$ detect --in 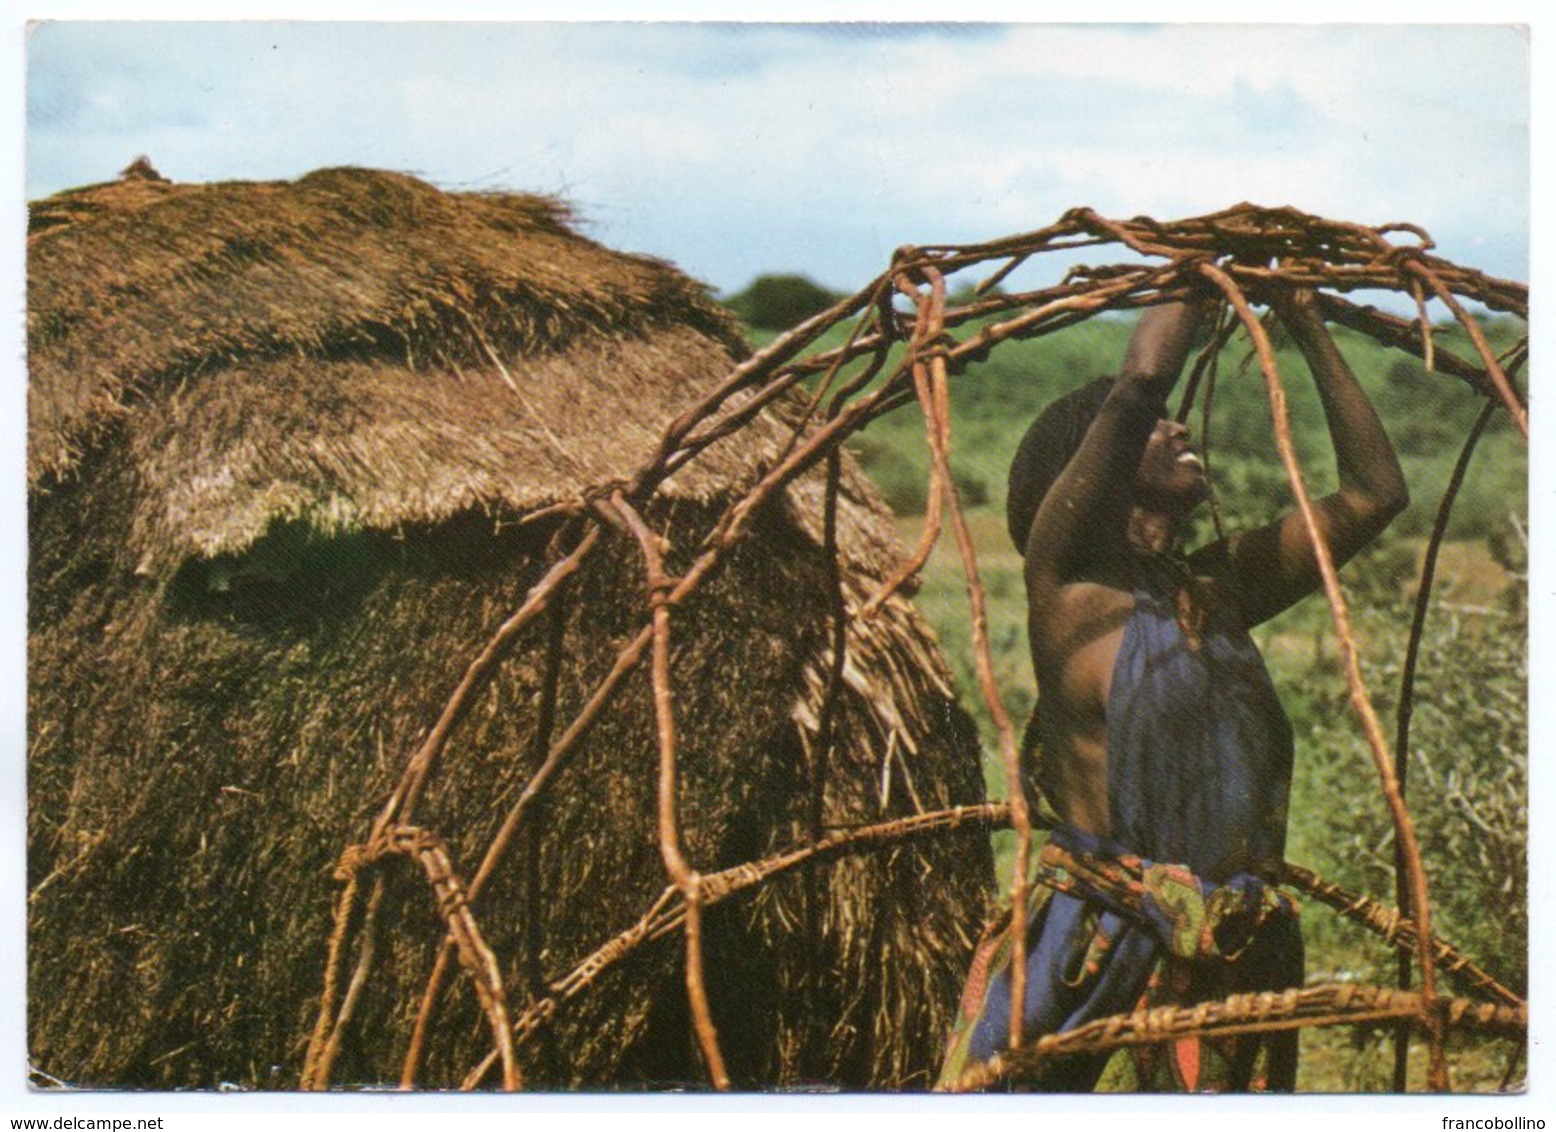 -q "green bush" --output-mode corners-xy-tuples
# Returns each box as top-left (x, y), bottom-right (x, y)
(722, 273), (841, 331)
(1284, 542), (1527, 998)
